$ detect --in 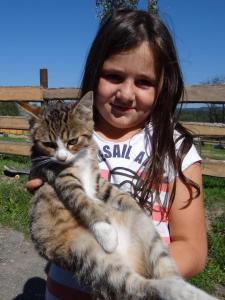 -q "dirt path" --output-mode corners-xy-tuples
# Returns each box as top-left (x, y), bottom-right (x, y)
(0, 225), (47, 300)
